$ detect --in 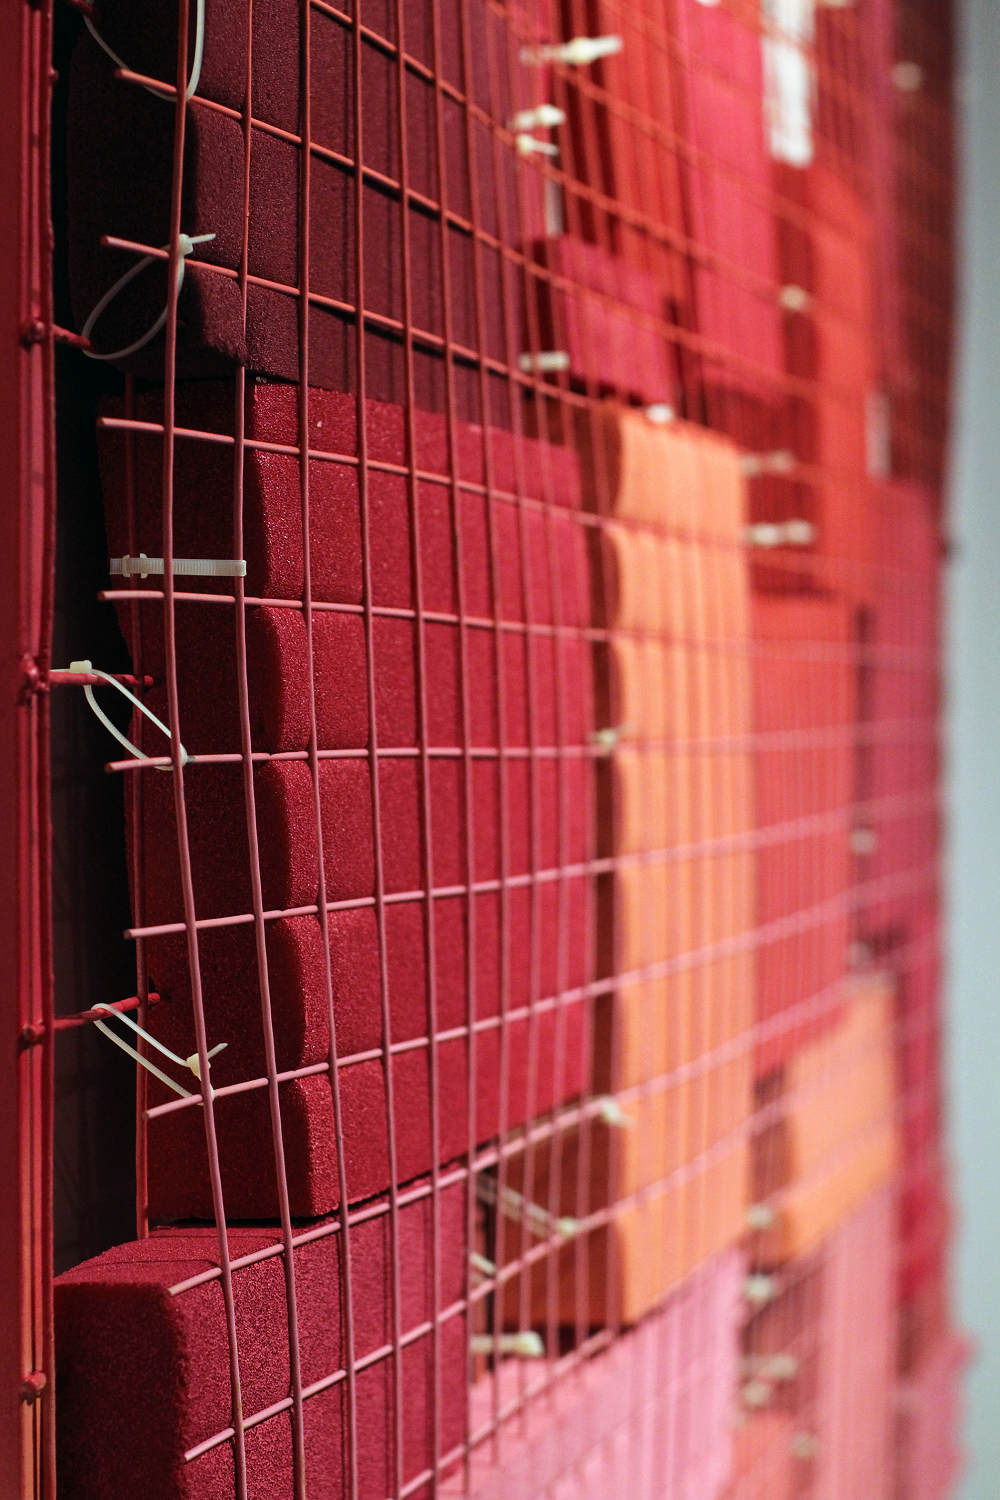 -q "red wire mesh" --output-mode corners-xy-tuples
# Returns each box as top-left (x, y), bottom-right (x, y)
(20, 0), (961, 1495)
